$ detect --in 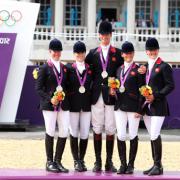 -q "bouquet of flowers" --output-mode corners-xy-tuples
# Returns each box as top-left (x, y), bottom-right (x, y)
(139, 85), (153, 97)
(108, 77), (120, 90)
(32, 68), (39, 80)
(51, 90), (65, 105)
